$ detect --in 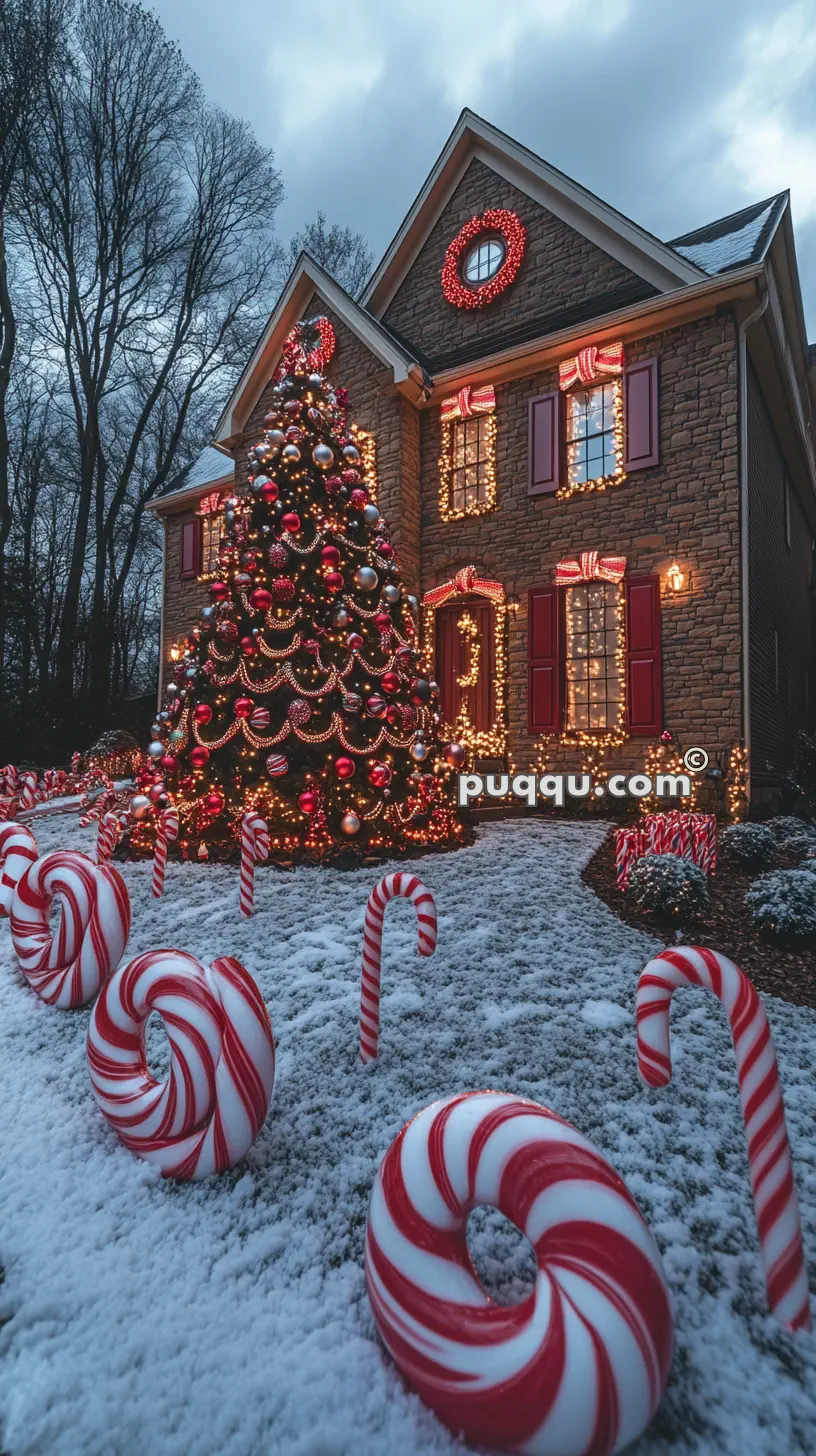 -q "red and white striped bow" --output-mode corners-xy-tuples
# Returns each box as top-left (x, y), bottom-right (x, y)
(558, 341), (624, 391)
(553, 552), (626, 586)
(440, 384), (496, 423)
(423, 564), (505, 609)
